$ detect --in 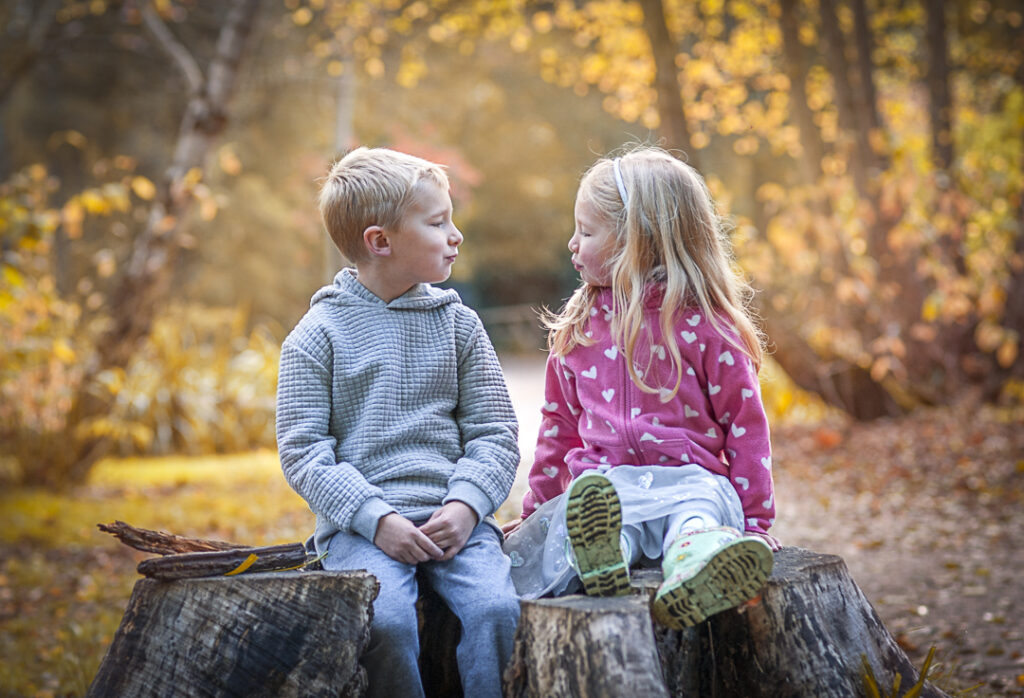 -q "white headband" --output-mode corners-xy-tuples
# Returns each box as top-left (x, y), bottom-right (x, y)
(612, 157), (629, 205)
